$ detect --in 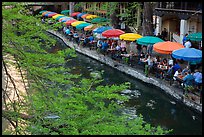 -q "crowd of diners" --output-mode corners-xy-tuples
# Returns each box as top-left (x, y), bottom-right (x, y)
(42, 17), (202, 100)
